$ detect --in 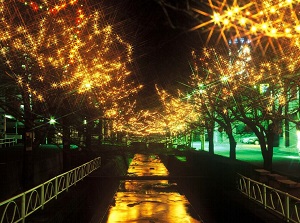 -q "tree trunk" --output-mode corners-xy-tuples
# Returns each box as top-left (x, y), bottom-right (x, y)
(262, 147), (273, 171)
(85, 121), (92, 150)
(200, 133), (205, 150)
(22, 92), (35, 189)
(62, 117), (71, 171)
(99, 119), (104, 145)
(228, 133), (236, 160)
(22, 124), (35, 188)
(285, 105), (290, 147)
(262, 124), (275, 171)
(207, 127), (214, 154)
(264, 139), (274, 171)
